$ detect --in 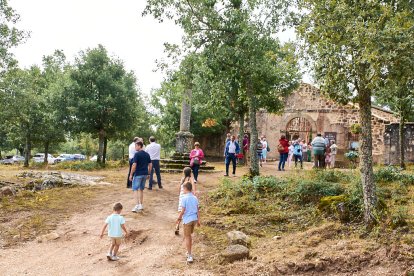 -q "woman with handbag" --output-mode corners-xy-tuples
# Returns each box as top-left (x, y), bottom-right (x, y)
(189, 142), (205, 183)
